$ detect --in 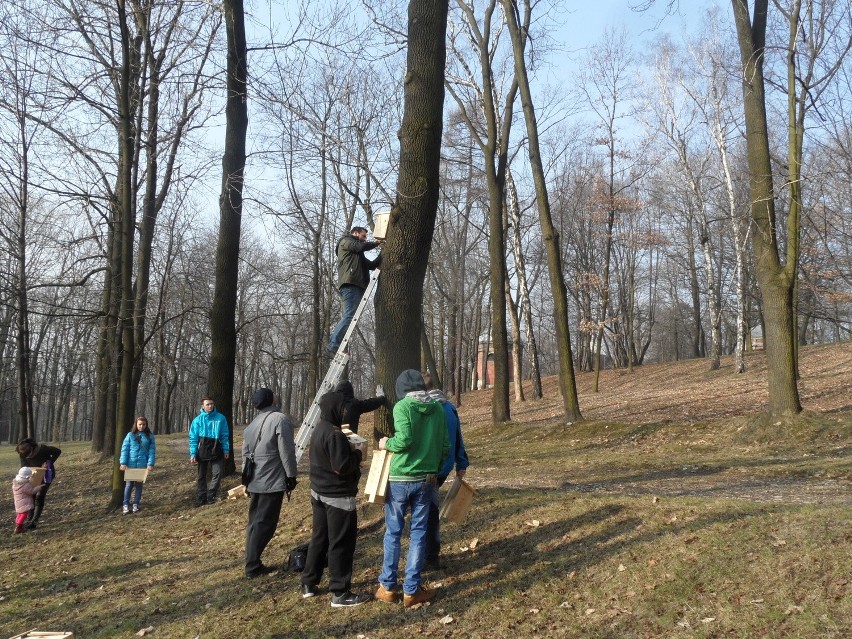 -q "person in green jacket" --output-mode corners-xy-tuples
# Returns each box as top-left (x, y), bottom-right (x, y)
(375, 369), (449, 608)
